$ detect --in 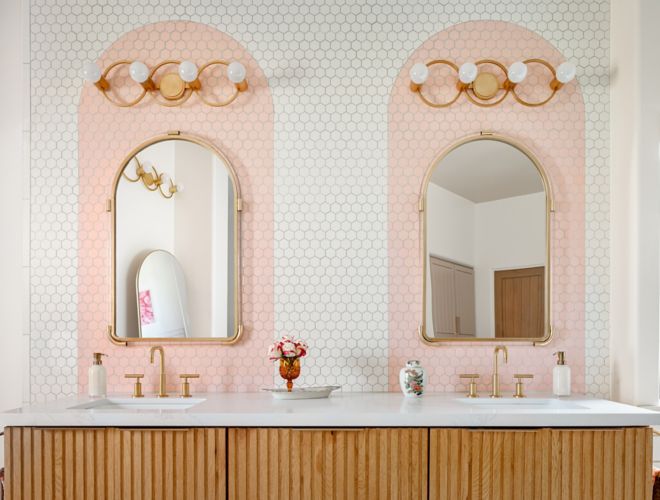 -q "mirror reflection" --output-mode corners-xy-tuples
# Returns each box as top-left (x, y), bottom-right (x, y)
(136, 251), (190, 338)
(424, 139), (549, 340)
(115, 138), (237, 339)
